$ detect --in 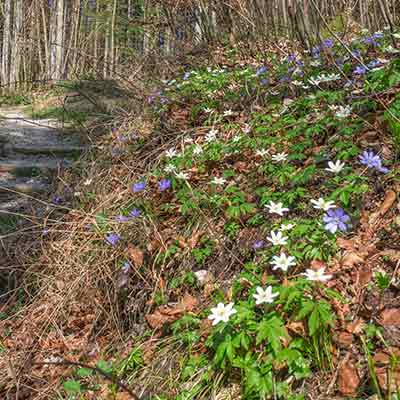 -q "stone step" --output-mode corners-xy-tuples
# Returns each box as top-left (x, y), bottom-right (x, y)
(0, 176), (51, 195)
(3, 142), (86, 156)
(0, 197), (30, 214)
(0, 158), (70, 175)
